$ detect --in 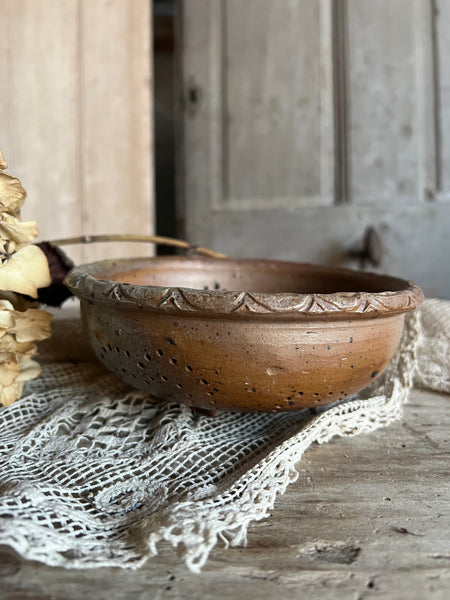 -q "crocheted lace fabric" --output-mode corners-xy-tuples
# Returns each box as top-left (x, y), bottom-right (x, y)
(0, 299), (448, 573)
